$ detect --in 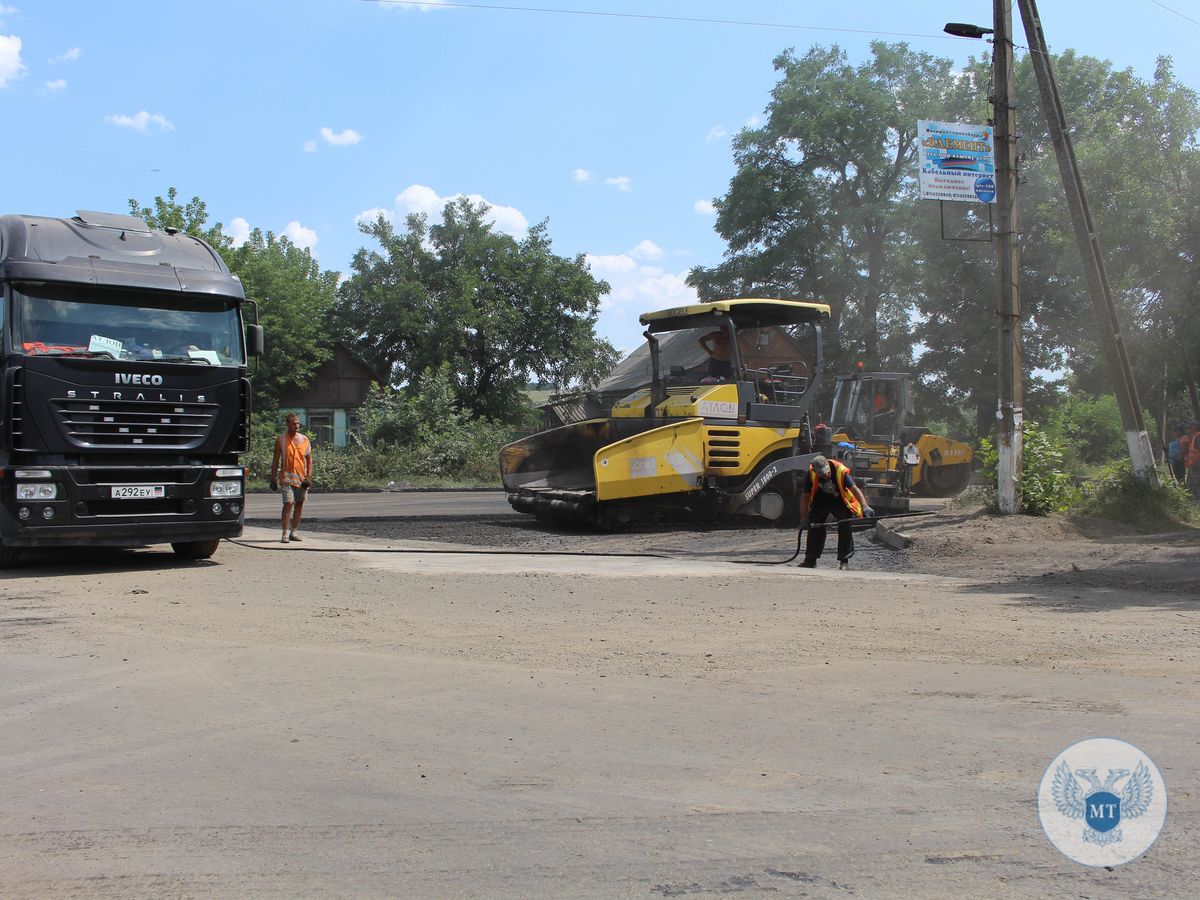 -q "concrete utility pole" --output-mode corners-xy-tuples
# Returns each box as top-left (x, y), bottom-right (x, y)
(993, 0), (1023, 514)
(1016, 0), (1158, 481)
